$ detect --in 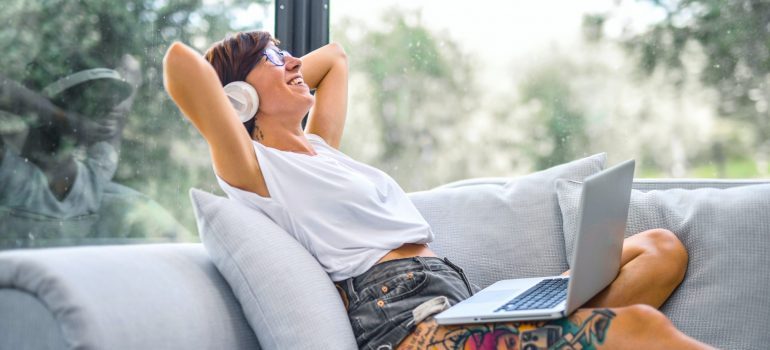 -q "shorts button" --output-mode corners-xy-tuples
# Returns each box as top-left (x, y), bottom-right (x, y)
(381, 285), (389, 293)
(377, 300), (385, 307)
(406, 272), (414, 279)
